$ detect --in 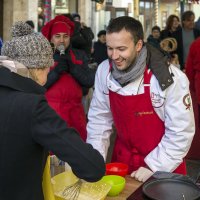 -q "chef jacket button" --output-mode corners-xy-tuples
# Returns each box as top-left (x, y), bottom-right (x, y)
(168, 79), (171, 82)
(162, 83), (165, 87)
